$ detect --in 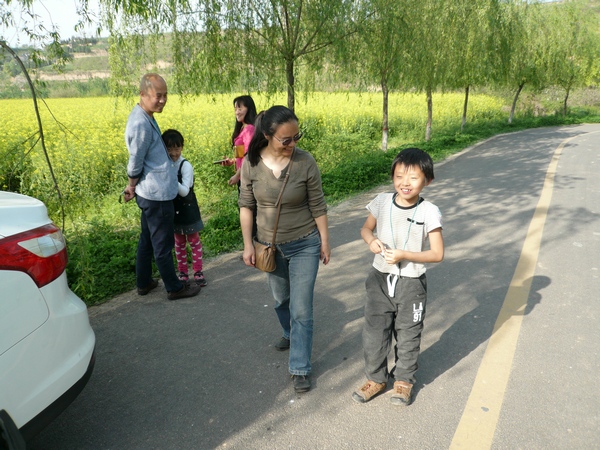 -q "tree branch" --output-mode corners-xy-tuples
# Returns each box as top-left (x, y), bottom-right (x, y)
(0, 40), (65, 230)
